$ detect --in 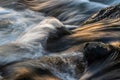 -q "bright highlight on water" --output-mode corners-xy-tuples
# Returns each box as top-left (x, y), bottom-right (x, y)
(0, 7), (10, 14)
